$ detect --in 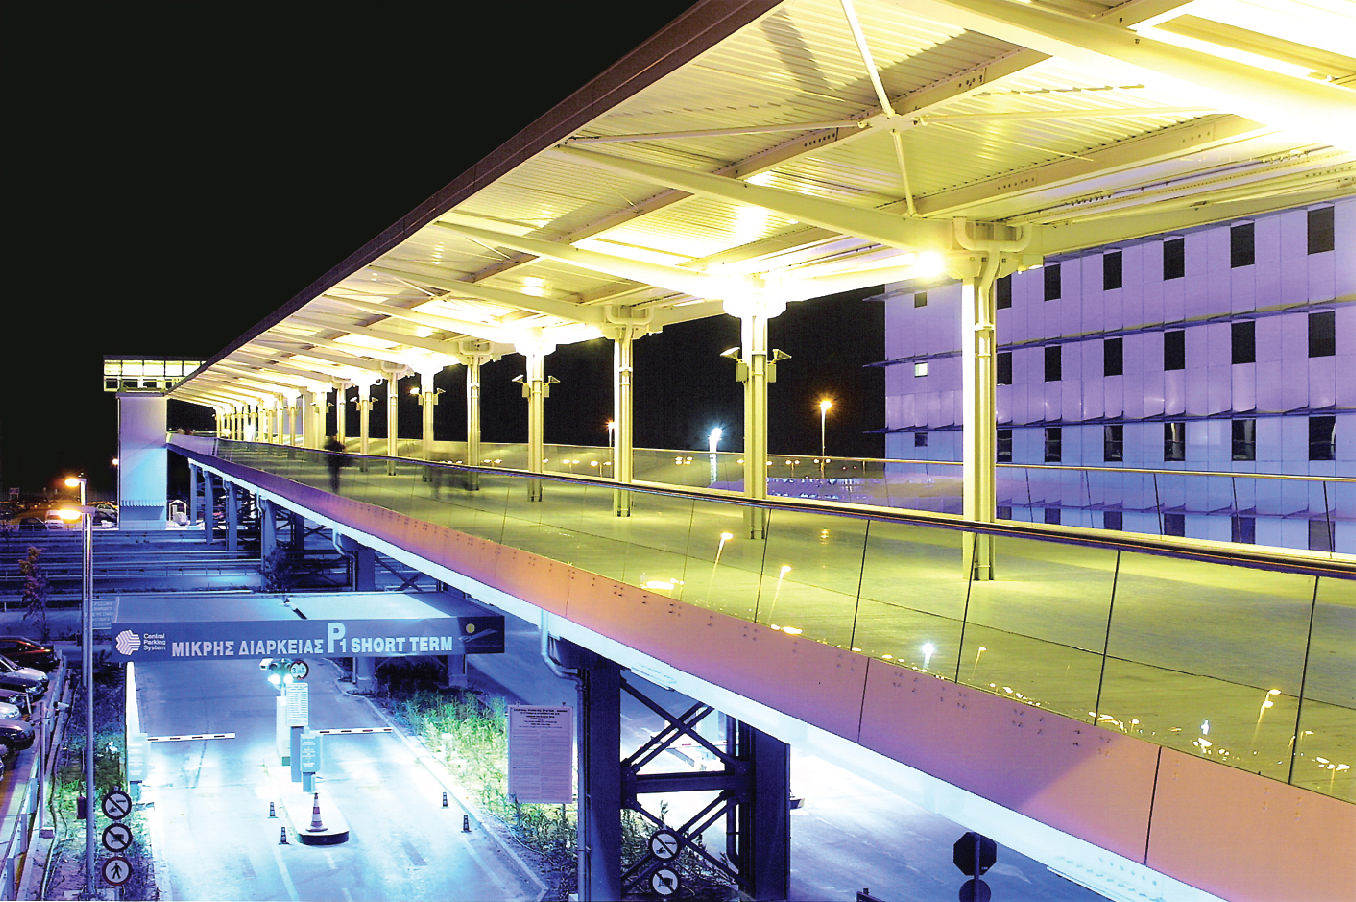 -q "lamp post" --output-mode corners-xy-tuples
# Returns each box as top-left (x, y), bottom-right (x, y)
(819, 399), (832, 459)
(62, 476), (95, 898)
